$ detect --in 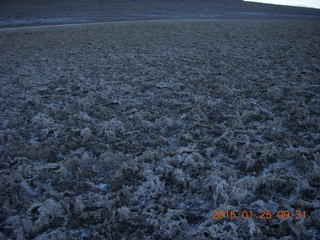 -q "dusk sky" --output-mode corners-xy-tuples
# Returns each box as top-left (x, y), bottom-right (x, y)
(244, 0), (320, 9)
